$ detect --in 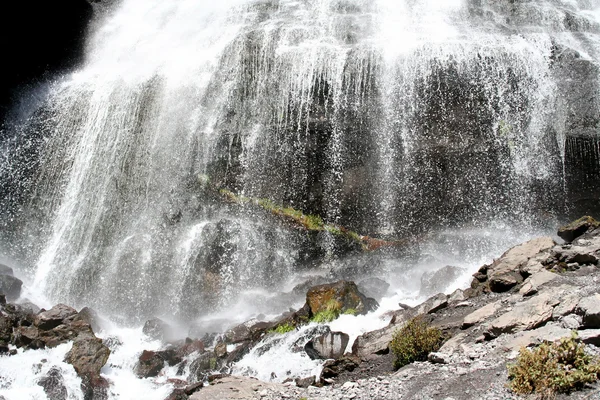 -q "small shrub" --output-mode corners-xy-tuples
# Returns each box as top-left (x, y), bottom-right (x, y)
(269, 323), (295, 335)
(390, 317), (443, 369)
(508, 333), (600, 397)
